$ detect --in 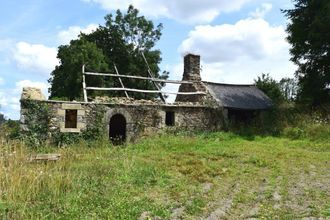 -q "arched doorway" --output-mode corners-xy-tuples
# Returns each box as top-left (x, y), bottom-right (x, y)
(109, 114), (126, 145)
